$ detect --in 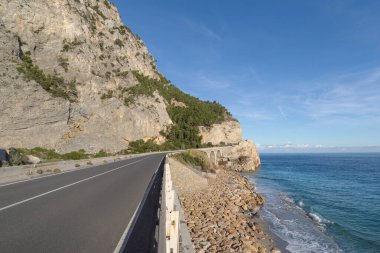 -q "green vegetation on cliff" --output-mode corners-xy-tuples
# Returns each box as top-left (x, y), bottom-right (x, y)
(17, 52), (78, 102)
(123, 71), (234, 149)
